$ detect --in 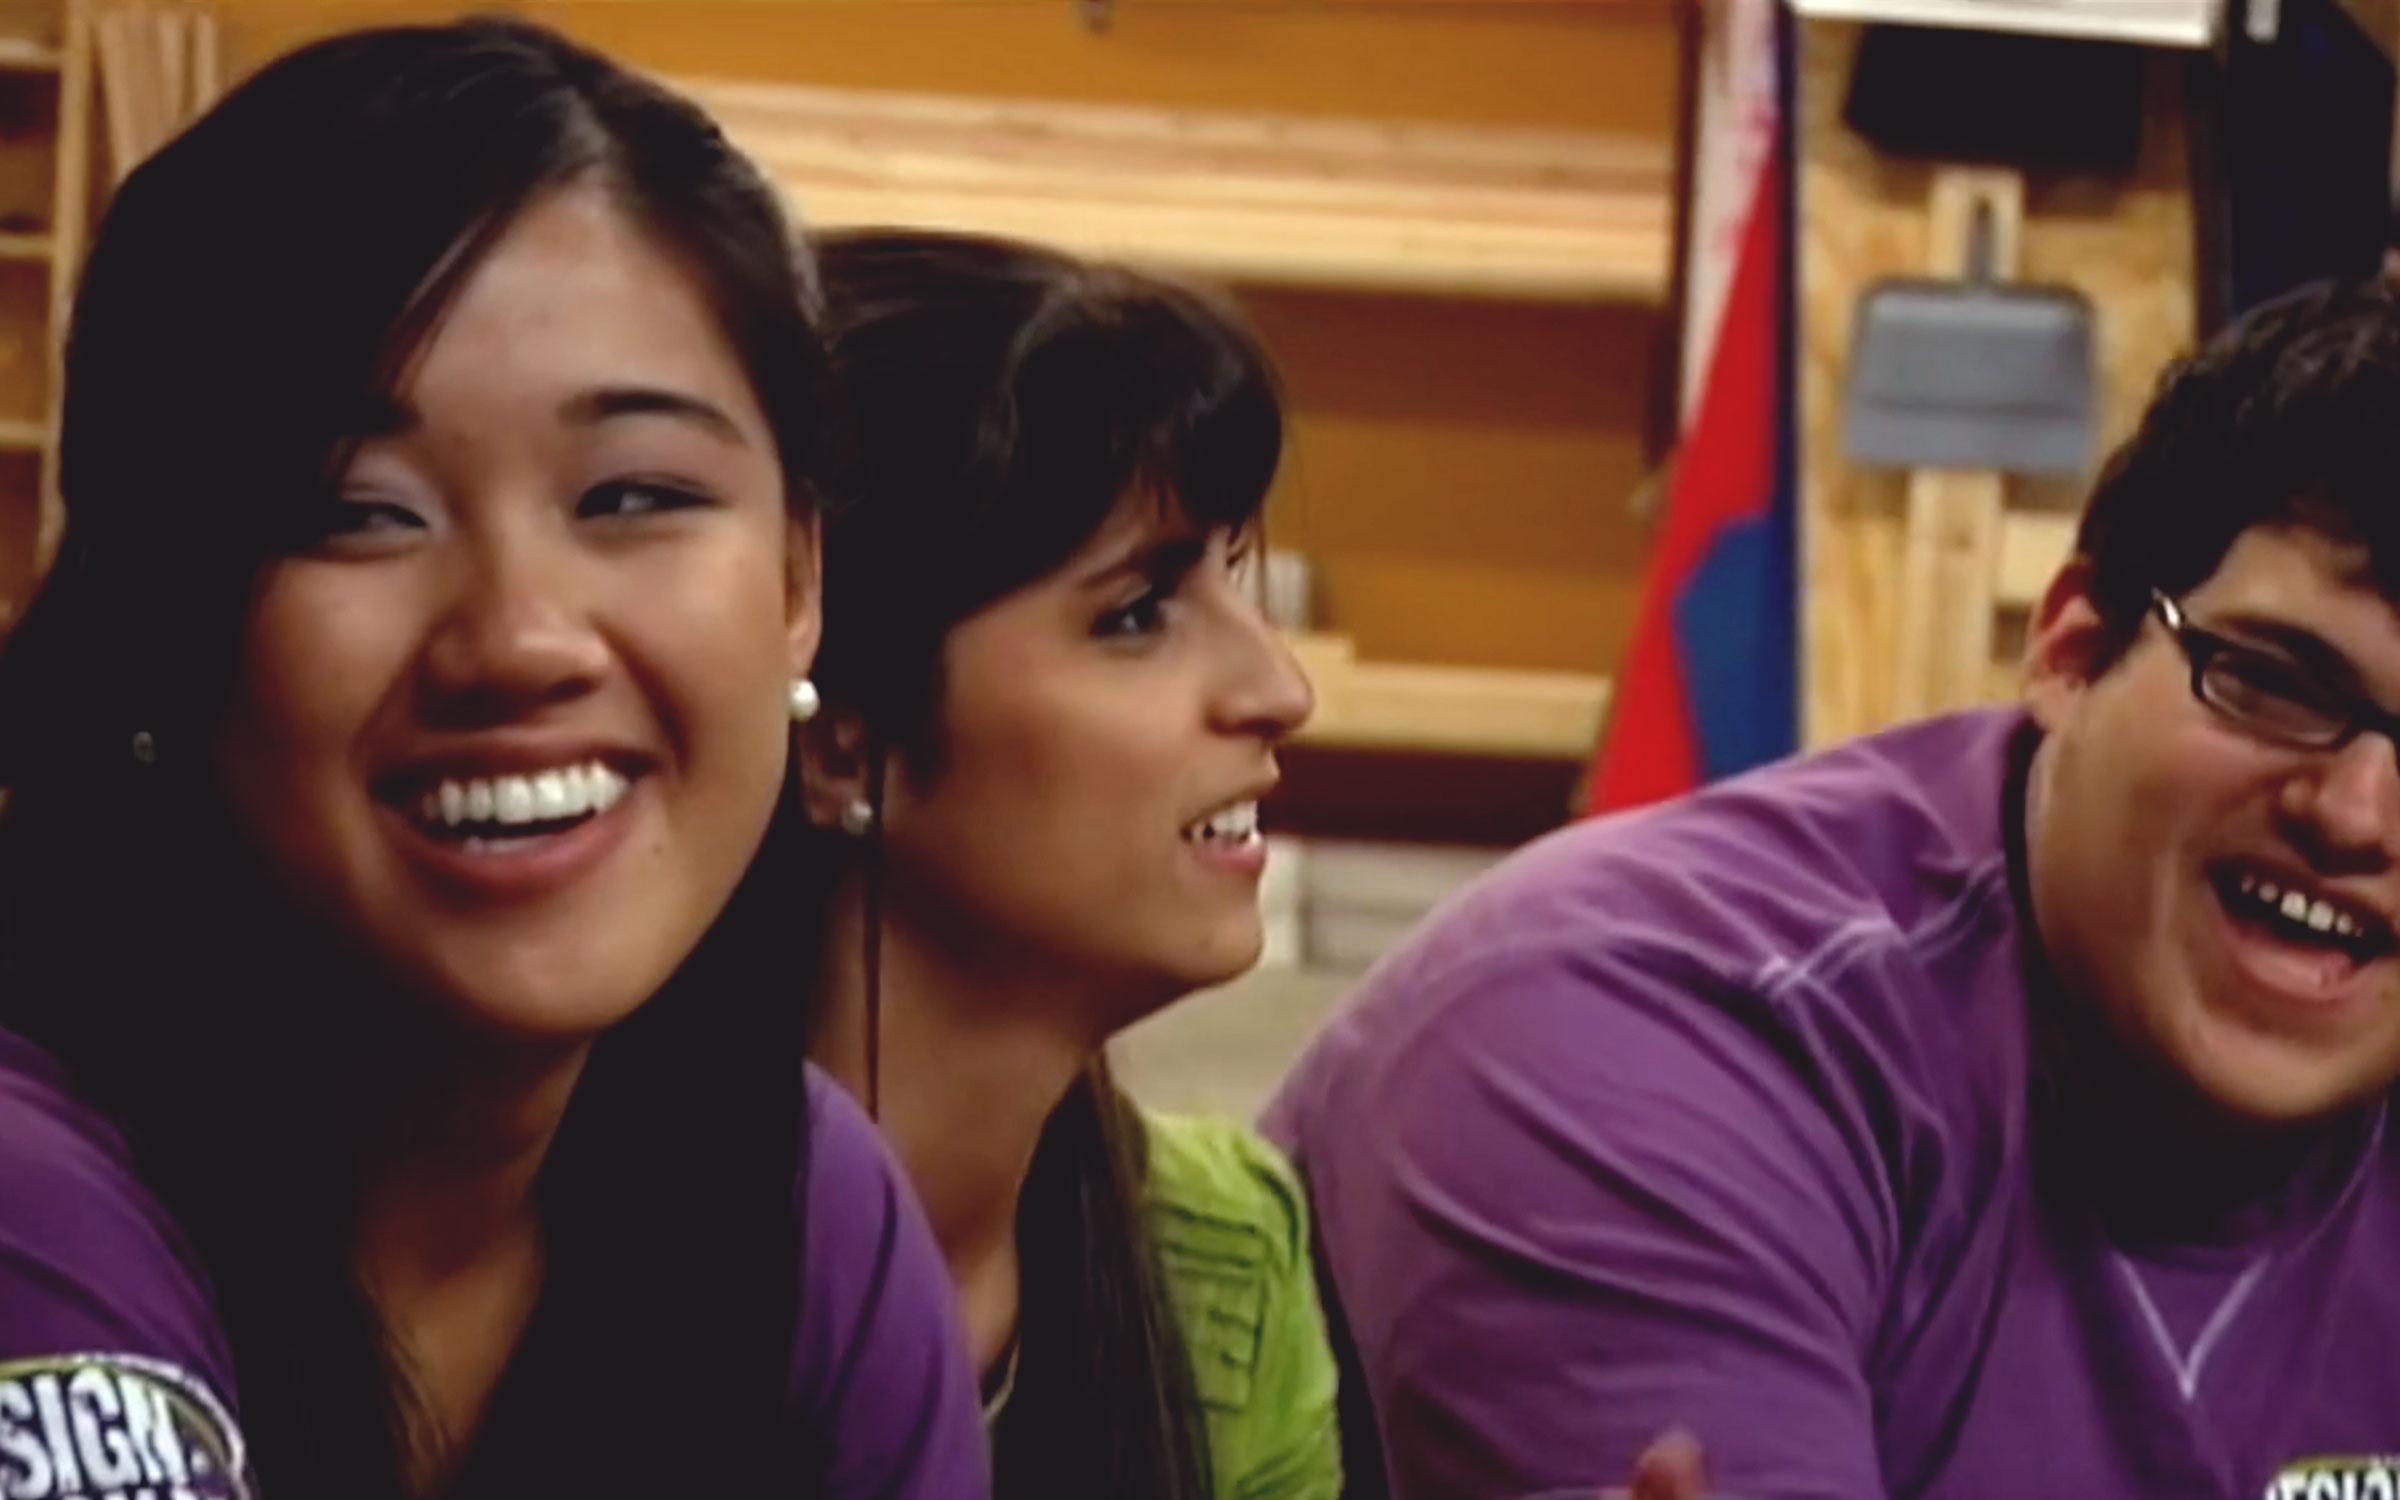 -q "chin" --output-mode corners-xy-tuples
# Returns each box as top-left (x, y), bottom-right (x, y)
(404, 950), (658, 1045)
(2177, 1016), (2396, 1127)
(1113, 924), (1266, 1018)
(1179, 925), (1267, 992)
